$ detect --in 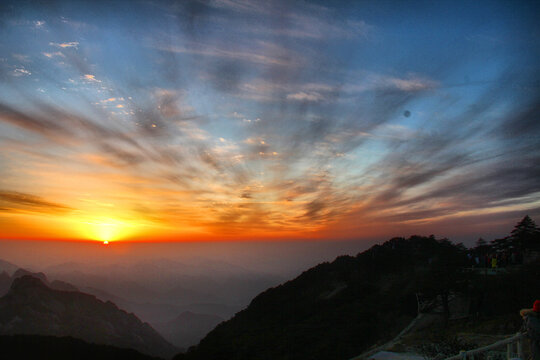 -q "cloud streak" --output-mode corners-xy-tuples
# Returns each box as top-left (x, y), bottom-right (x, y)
(0, 191), (73, 214)
(155, 41), (299, 67)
